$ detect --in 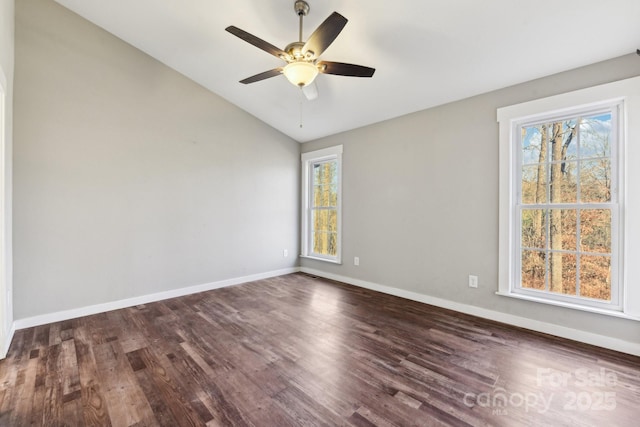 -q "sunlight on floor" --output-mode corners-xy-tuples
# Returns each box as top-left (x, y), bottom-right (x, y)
(310, 286), (341, 316)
